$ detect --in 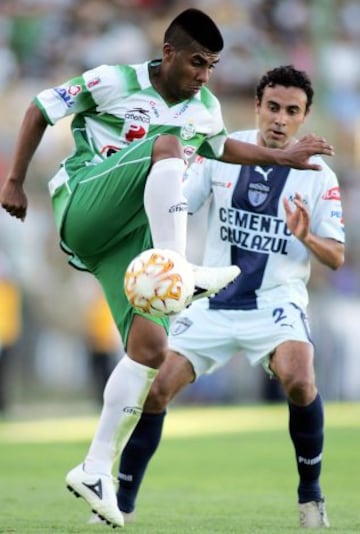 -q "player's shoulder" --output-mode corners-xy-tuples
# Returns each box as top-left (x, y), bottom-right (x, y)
(303, 154), (337, 183)
(83, 62), (148, 96)
(227, 129), (258, 144)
